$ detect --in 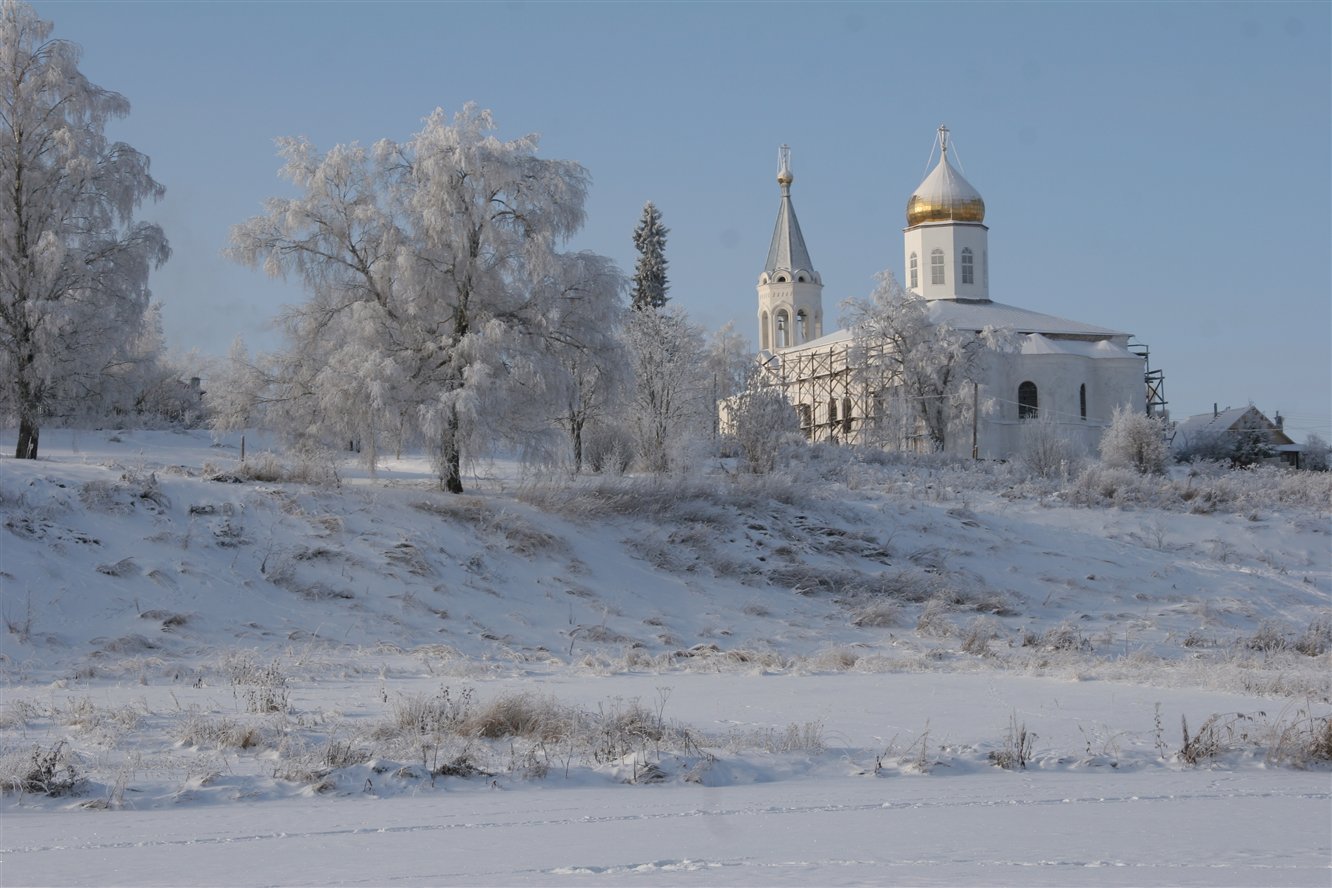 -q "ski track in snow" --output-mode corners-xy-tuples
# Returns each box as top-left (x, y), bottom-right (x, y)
(6, 786), (1328, 855)
(5, 779), (1328, 886)
(10, 782), (1332, 862)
